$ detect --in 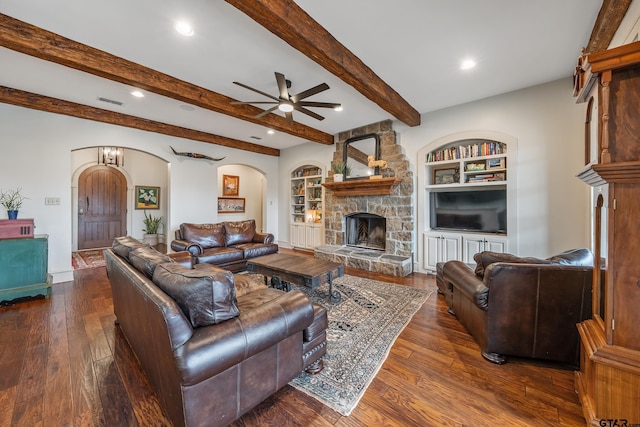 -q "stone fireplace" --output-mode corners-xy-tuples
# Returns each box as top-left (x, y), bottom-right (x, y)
(315, 120), (414, 277)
